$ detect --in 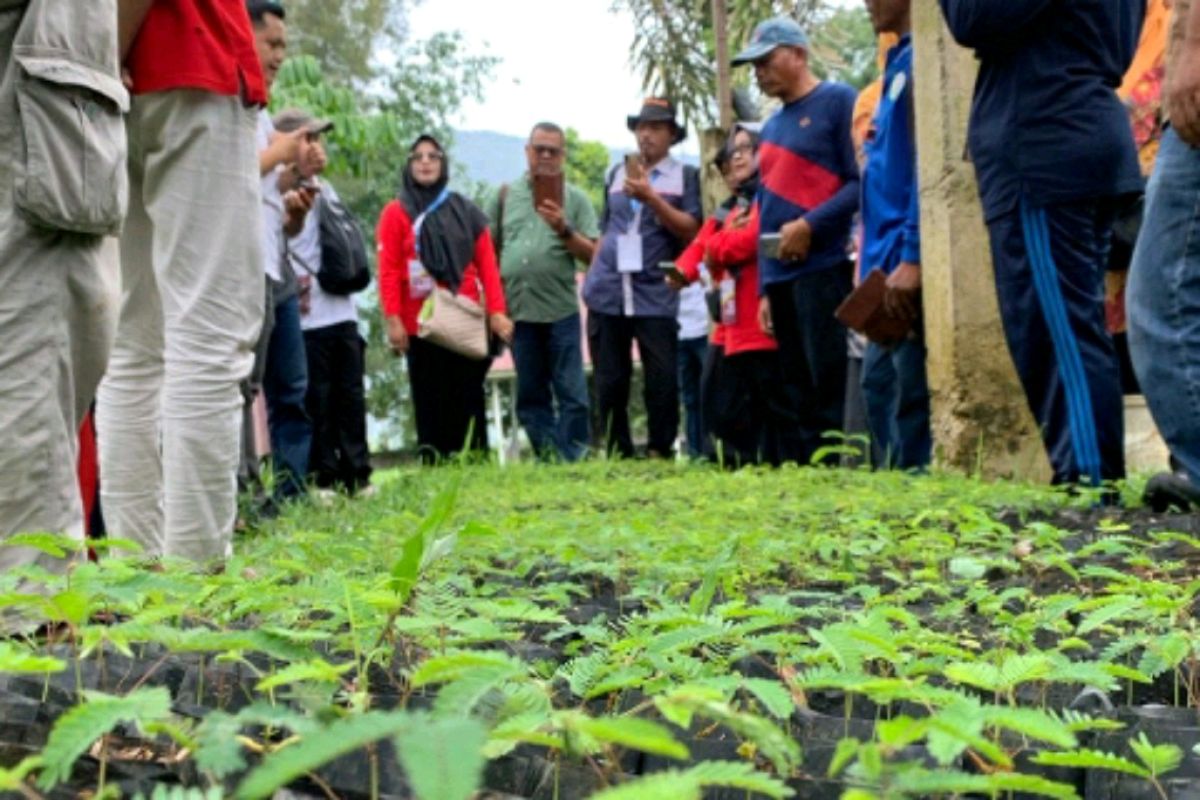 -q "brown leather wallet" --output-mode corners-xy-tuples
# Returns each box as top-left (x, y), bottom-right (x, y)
(835, 268), (914, 345)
